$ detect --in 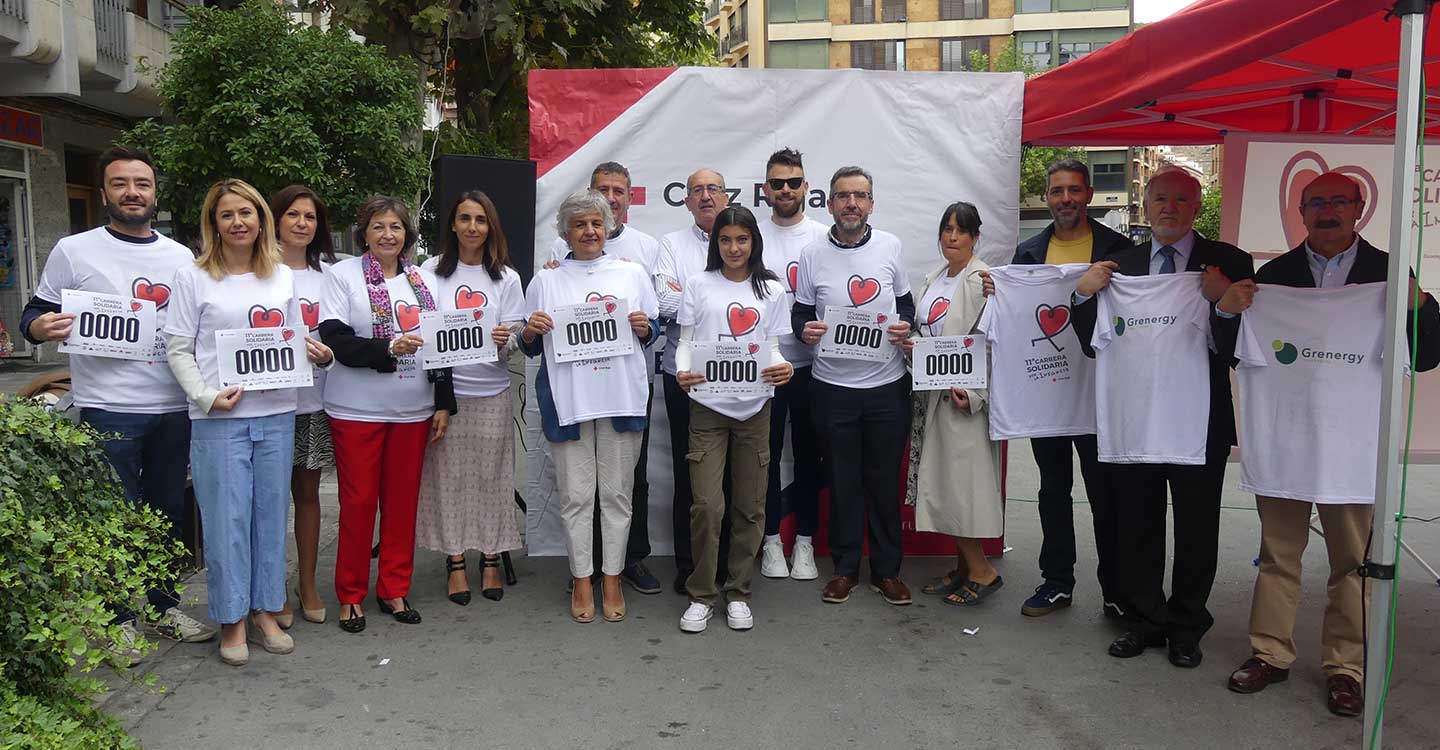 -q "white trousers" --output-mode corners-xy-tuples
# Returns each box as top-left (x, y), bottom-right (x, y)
(549, 419), (641, 577)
